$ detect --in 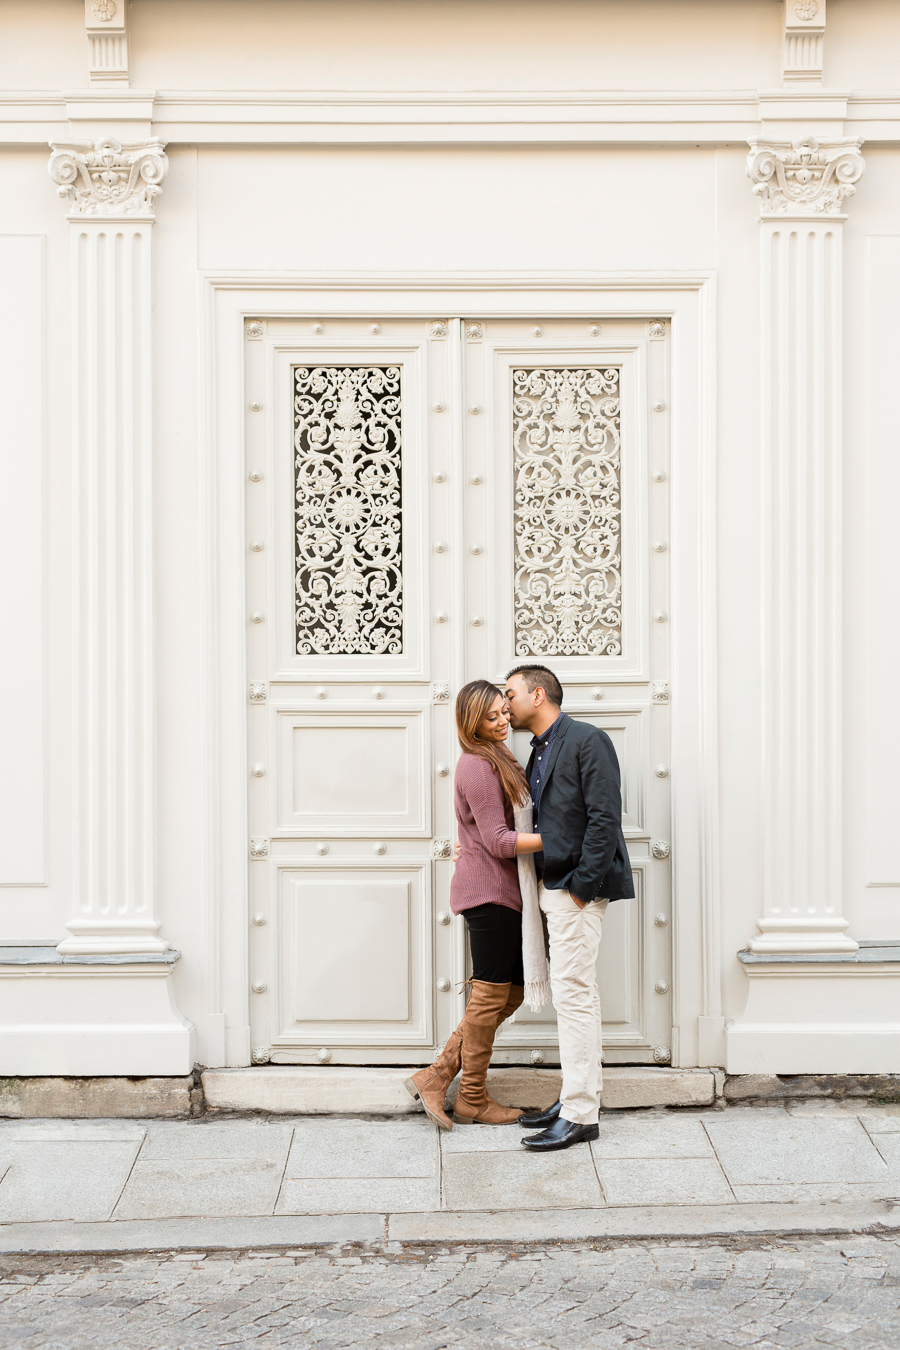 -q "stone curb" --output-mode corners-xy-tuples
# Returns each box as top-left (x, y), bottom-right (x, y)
(1, 1203), (898, 1253)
